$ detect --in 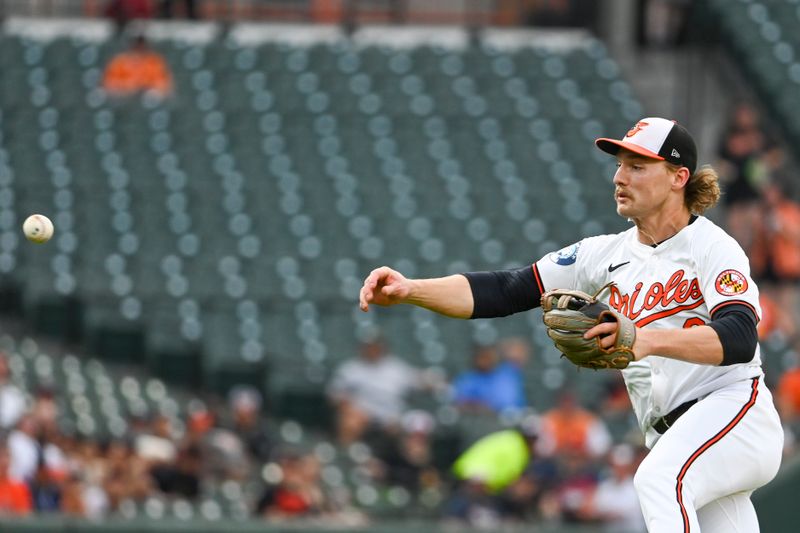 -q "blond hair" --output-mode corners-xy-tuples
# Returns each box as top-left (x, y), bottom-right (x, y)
(667, 163), (721, 215)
